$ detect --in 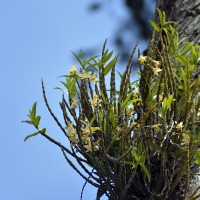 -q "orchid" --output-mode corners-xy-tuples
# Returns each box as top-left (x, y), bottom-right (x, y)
(66, 122), (78, 146)
(89, 94), (101, 108)
(90, 73), (98, 83)
(138, 56), (147, 63)
(79, 70), (92, 79)
(150, 66), (162, 76)
(68, 65), (78, 76)
(151, 60), (160, 67)
(176, 121), (183, 131)
(70, 99), (79, 109)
